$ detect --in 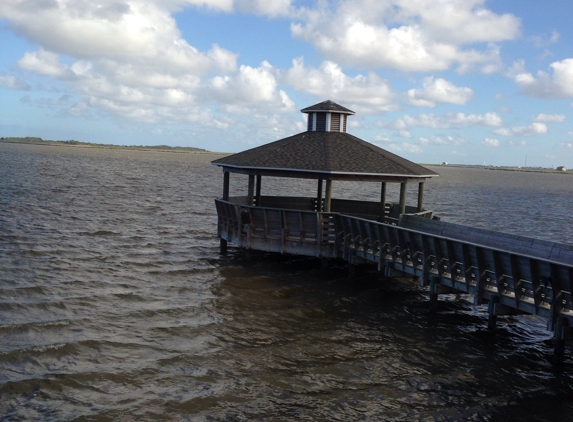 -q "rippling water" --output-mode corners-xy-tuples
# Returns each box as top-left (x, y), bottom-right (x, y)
(1, 143), (572, 421)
